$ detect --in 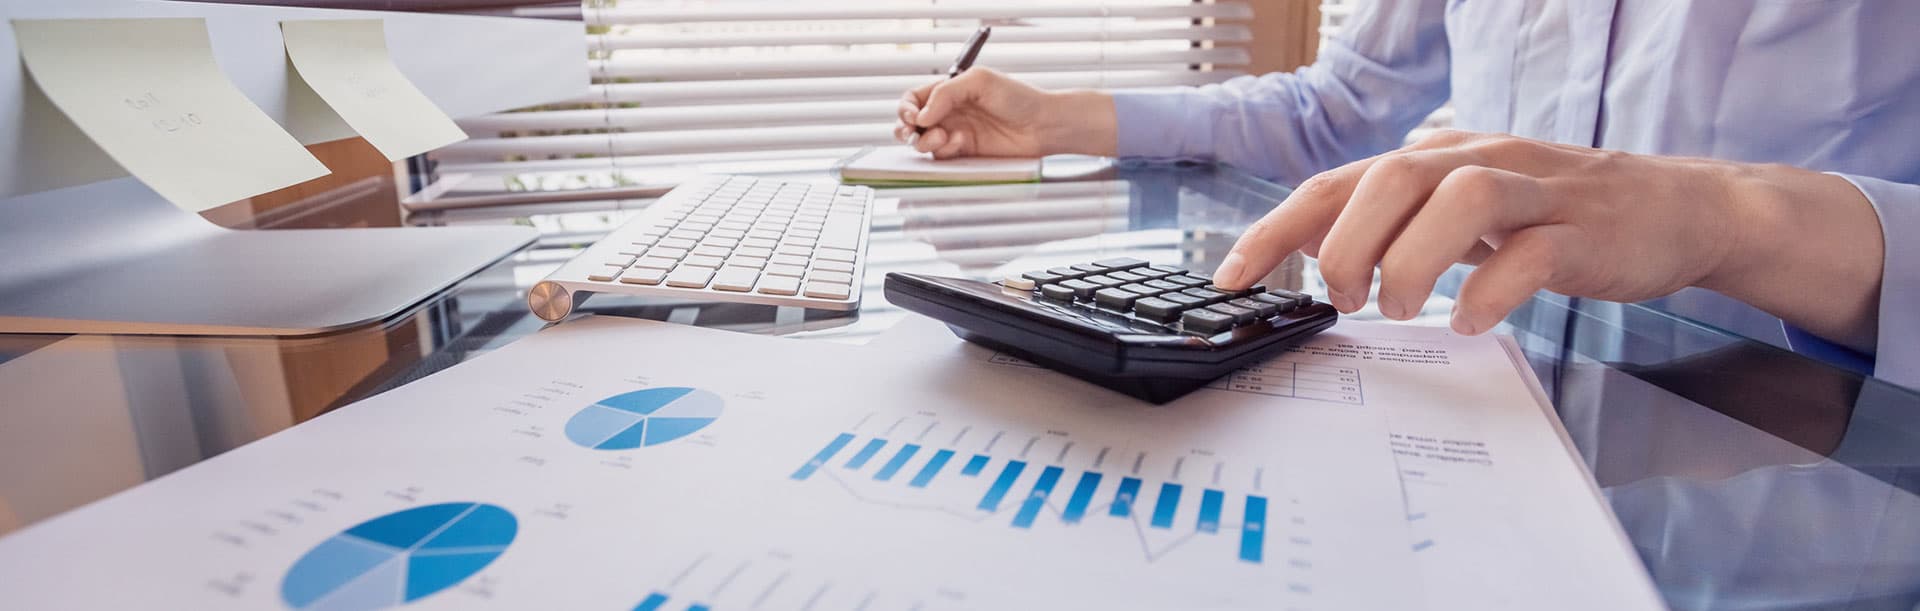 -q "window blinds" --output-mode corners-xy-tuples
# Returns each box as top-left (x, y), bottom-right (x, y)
(436, 0), (1256, 189)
